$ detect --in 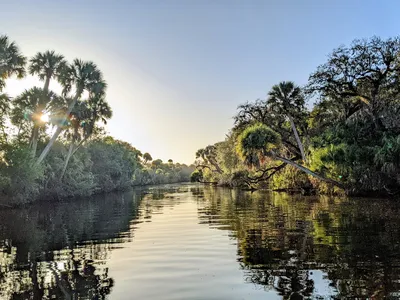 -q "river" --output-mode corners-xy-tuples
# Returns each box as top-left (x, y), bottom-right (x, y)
(0, 183), (399, 299)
